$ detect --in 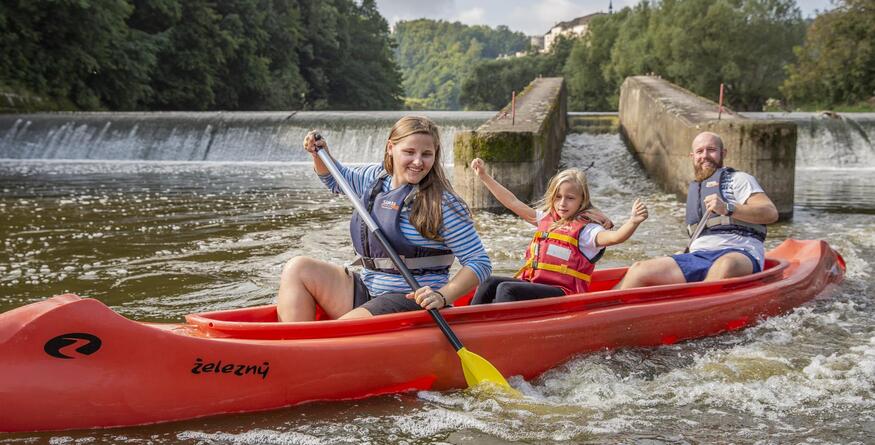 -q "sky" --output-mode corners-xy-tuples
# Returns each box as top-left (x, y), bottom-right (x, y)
(375, 0), (836, 35)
